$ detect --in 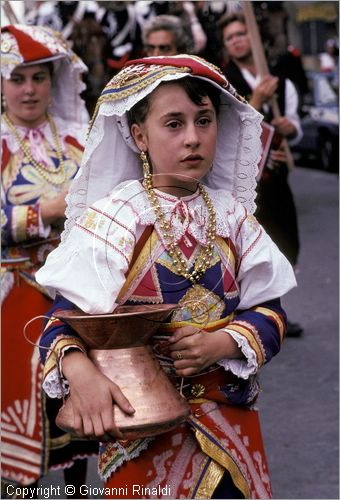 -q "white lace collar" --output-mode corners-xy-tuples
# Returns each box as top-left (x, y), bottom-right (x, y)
(116, 181), (232, 247)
